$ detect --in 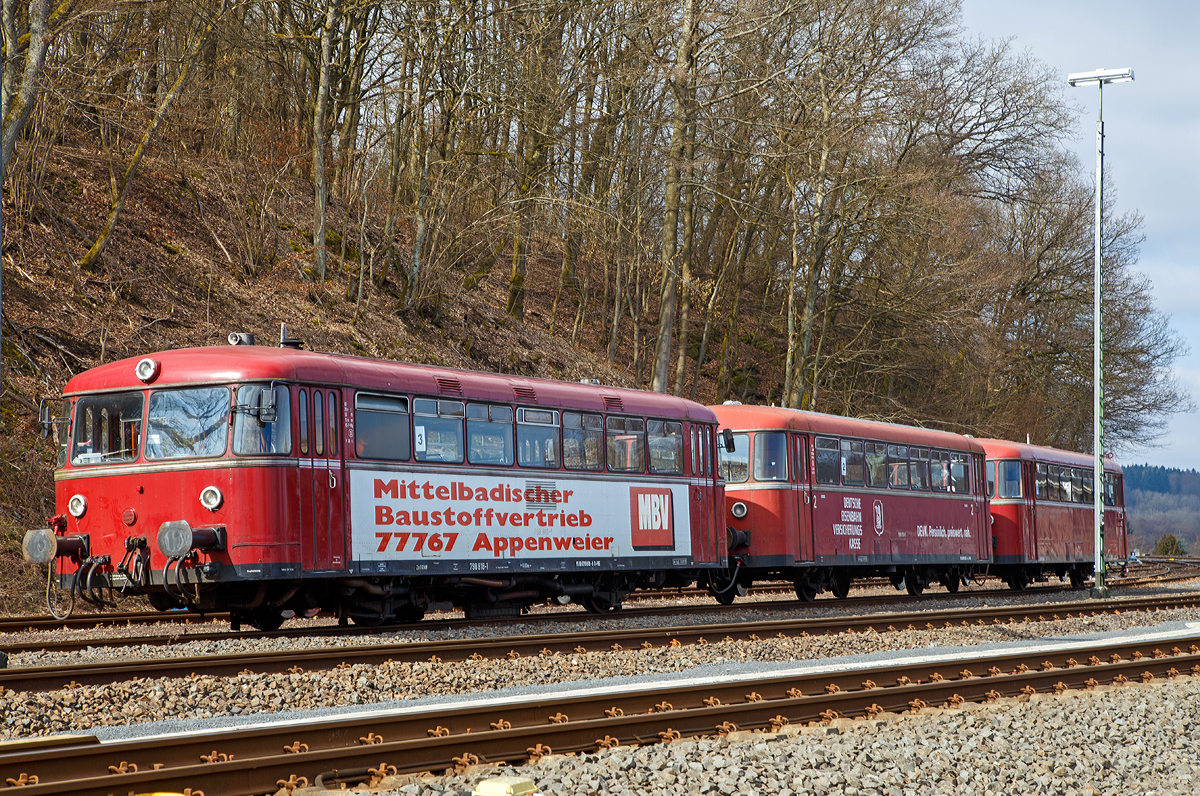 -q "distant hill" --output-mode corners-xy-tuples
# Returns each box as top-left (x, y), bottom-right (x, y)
(1121, 465), (1200, 556)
